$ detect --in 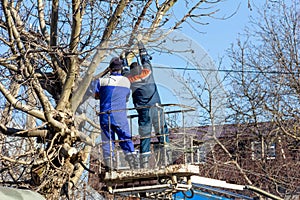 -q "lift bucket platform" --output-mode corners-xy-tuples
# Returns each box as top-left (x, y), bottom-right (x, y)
(104, 164), (200, 199)
(89, 104), (198, 199)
